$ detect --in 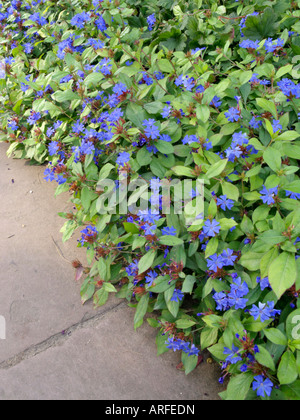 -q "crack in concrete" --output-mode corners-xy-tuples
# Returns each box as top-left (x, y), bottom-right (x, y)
(0, 300), (126, 370)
